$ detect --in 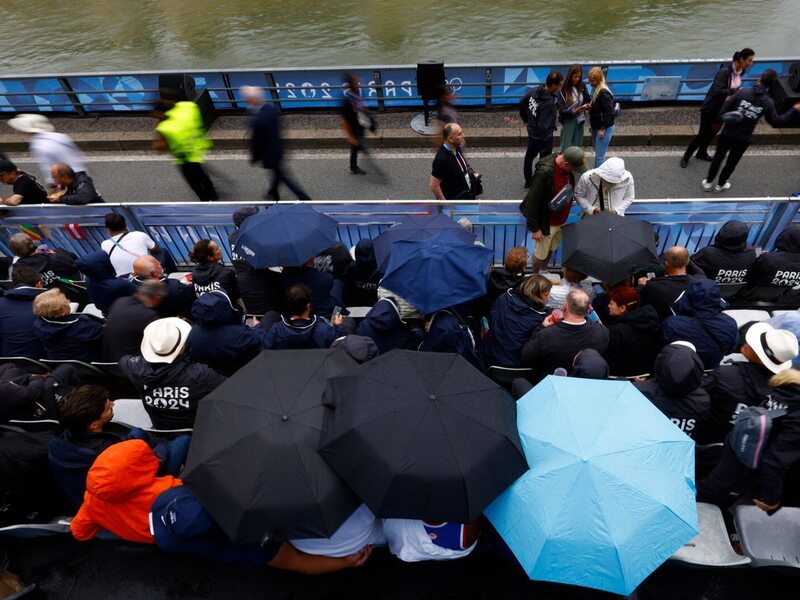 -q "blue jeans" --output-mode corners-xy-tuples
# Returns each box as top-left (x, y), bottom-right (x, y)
(523, 135), (554, 186)
(591, 125), (616, 167)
